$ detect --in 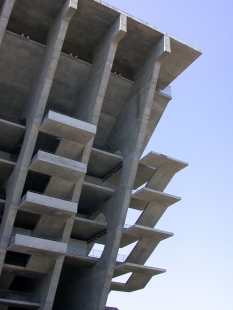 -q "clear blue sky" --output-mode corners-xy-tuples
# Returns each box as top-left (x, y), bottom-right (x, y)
(104, 0), (233, 309)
